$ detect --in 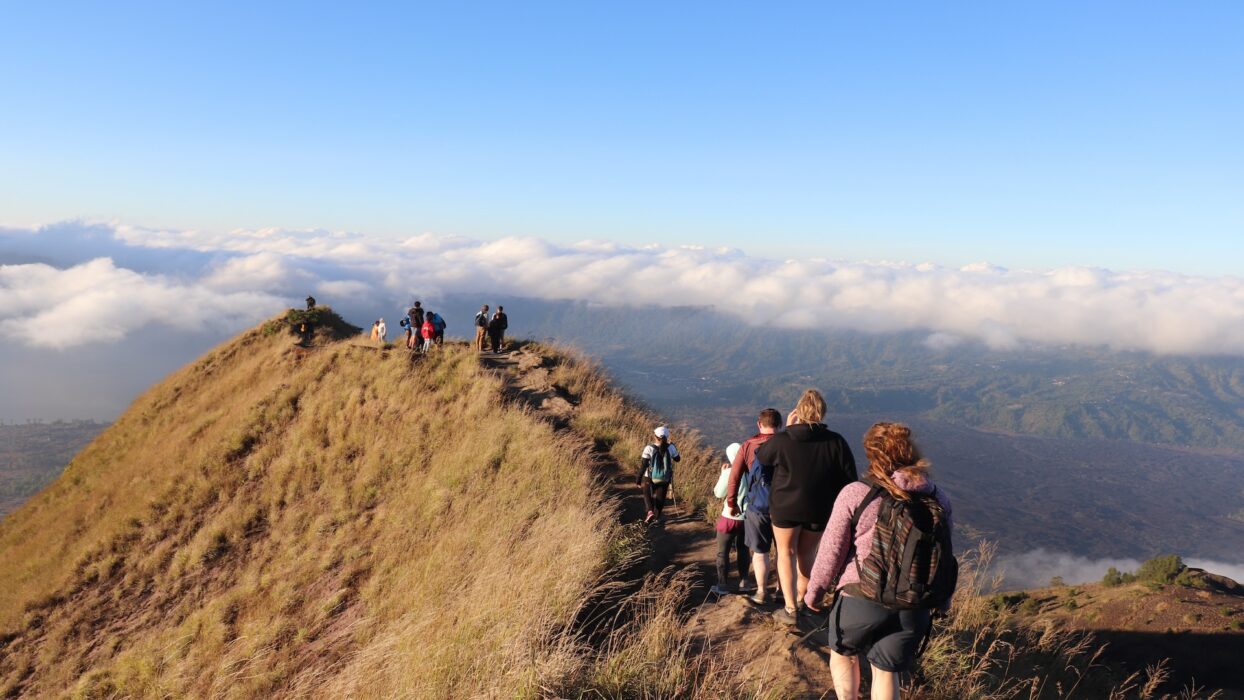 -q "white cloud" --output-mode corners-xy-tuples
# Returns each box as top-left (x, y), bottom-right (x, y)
(5, 221), (1244, 355)
(0, 257), (285, 349)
